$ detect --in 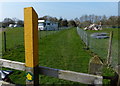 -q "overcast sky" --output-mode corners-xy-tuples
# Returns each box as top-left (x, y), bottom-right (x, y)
(0, 2), (118, 22)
